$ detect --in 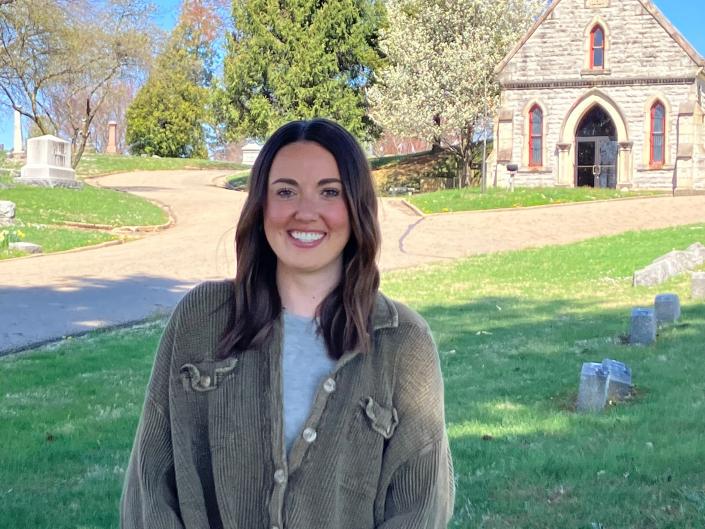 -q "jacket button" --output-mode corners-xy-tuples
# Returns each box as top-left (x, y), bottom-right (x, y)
(273, 469), (287, 484)
(302, 427), (317, 443)
(323, 378), (336, 393)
